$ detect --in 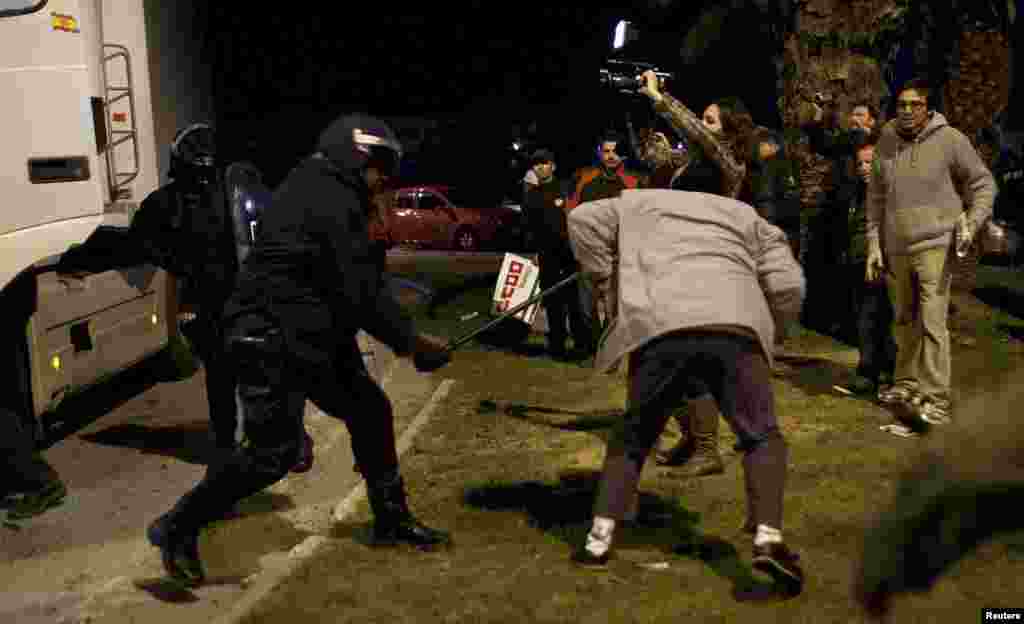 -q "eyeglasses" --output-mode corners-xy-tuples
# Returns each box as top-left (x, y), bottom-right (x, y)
(896, 100), (927, 111)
